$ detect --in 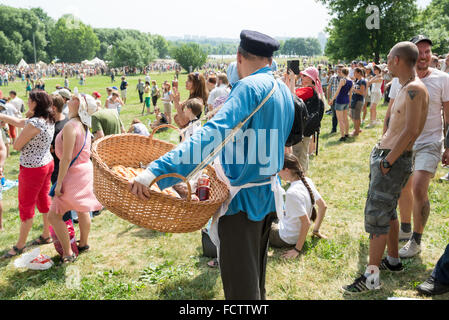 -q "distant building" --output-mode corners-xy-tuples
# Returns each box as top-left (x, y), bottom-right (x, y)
(317, 32), (328, 53)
